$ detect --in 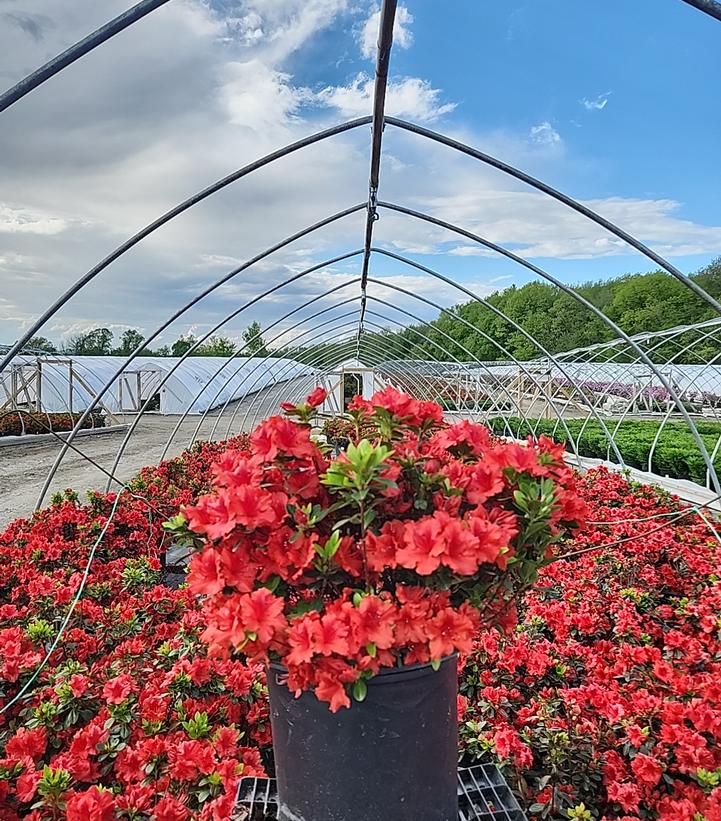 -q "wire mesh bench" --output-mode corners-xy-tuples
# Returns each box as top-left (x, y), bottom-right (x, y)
(234, 763), (527, 821)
